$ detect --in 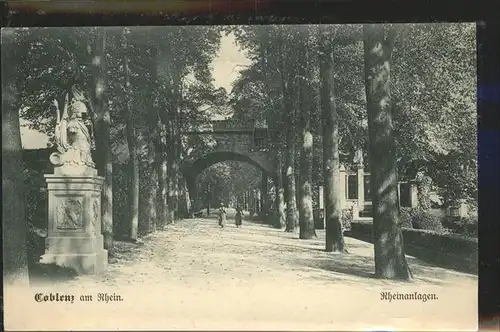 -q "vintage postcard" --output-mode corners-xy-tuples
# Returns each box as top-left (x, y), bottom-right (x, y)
(2, 23), (478, 331)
